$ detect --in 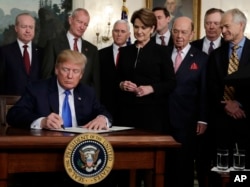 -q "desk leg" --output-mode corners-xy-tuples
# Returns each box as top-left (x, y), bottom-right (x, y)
(129, 169), (136, 187)
(0, 153), (8, 187)
(154, 150), (166, 187)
